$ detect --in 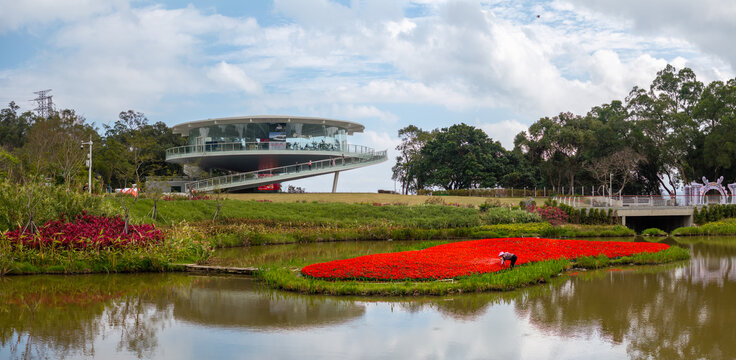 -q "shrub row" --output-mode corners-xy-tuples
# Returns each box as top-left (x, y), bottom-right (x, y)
(693, 204), (736, 225)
